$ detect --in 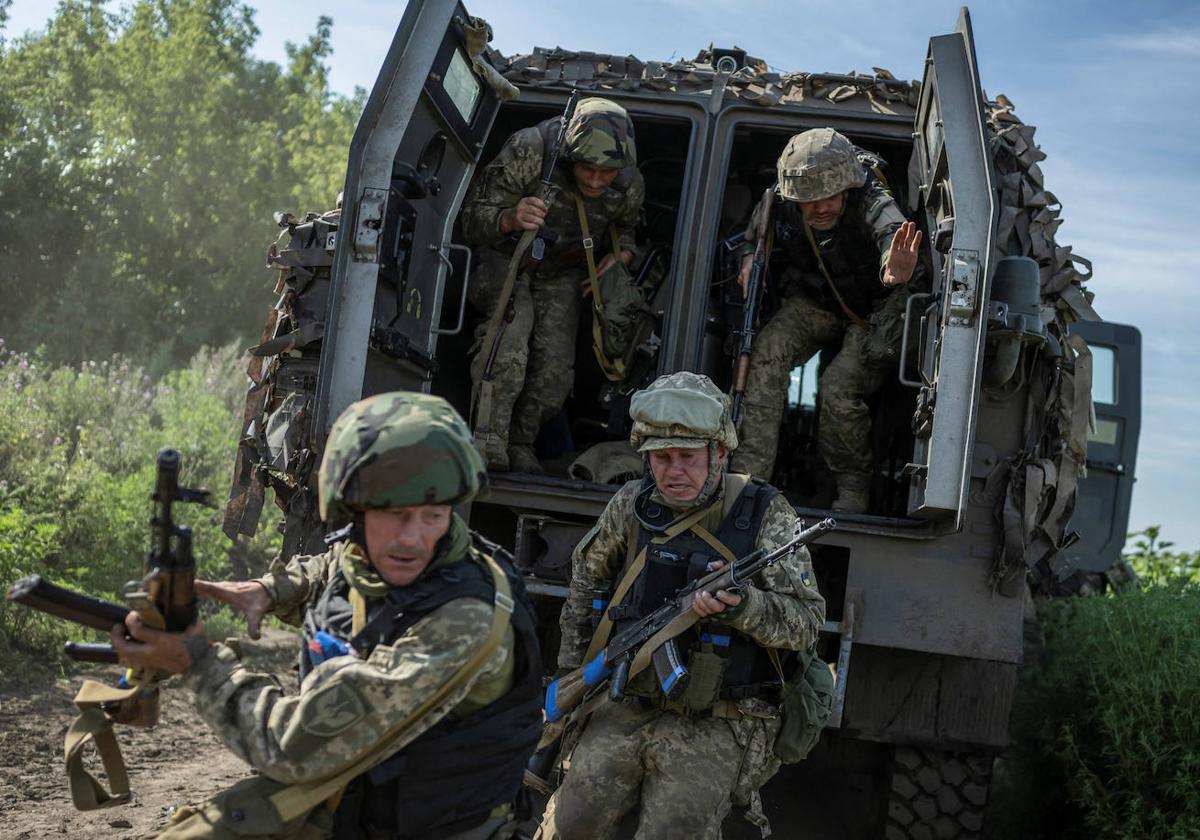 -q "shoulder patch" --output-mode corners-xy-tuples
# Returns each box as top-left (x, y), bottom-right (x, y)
(301, 679), (366, 738)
